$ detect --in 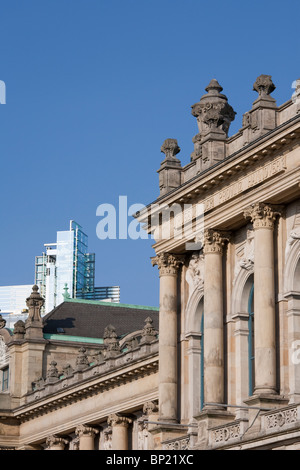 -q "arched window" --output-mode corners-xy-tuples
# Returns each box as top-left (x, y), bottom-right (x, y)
(248, 283), (254, 396)
(200, 313), (204, 410)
